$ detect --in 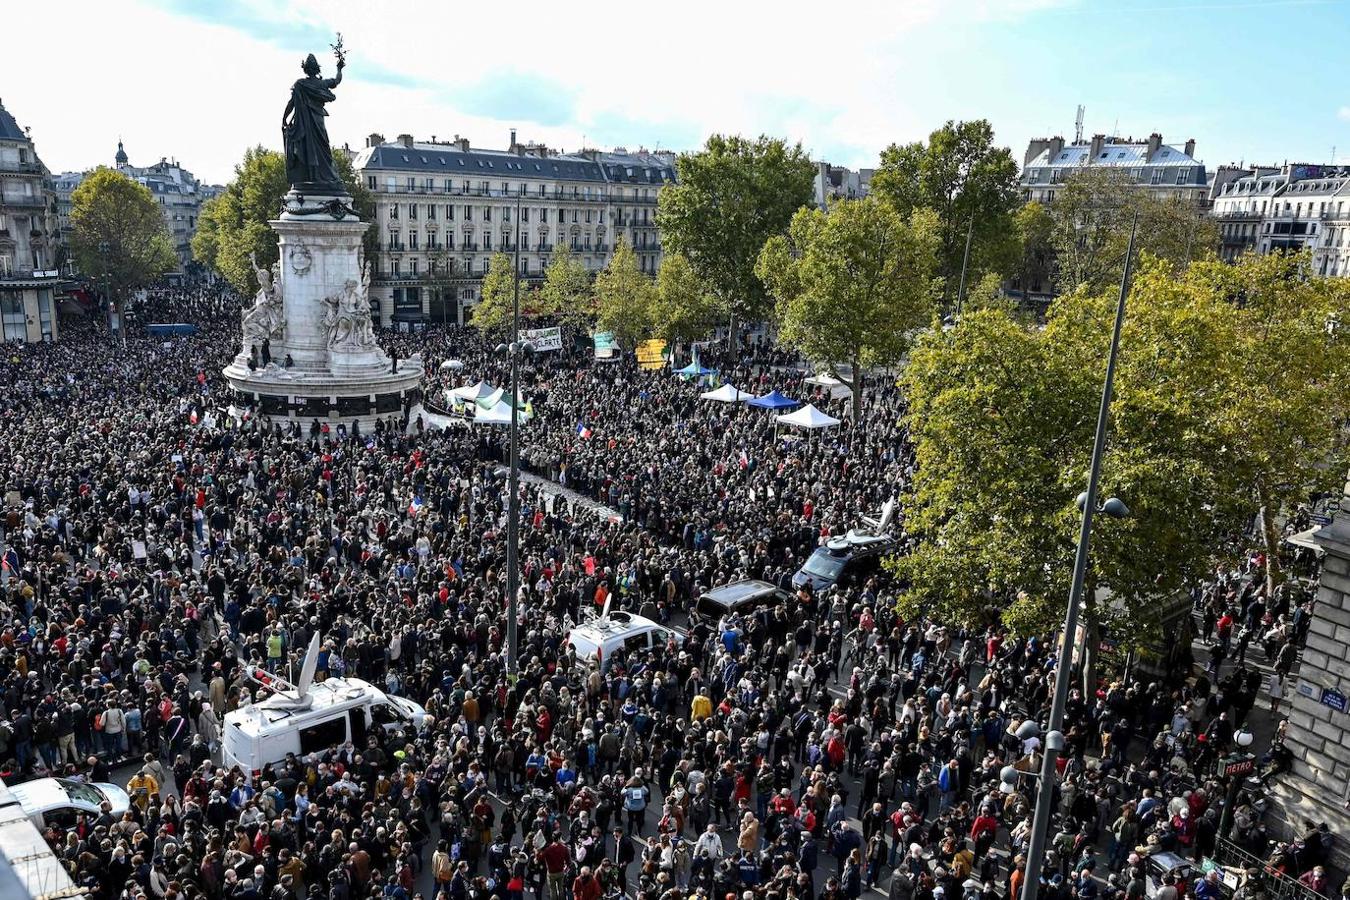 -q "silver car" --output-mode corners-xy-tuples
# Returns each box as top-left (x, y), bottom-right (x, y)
(7, 778), (130, 829)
